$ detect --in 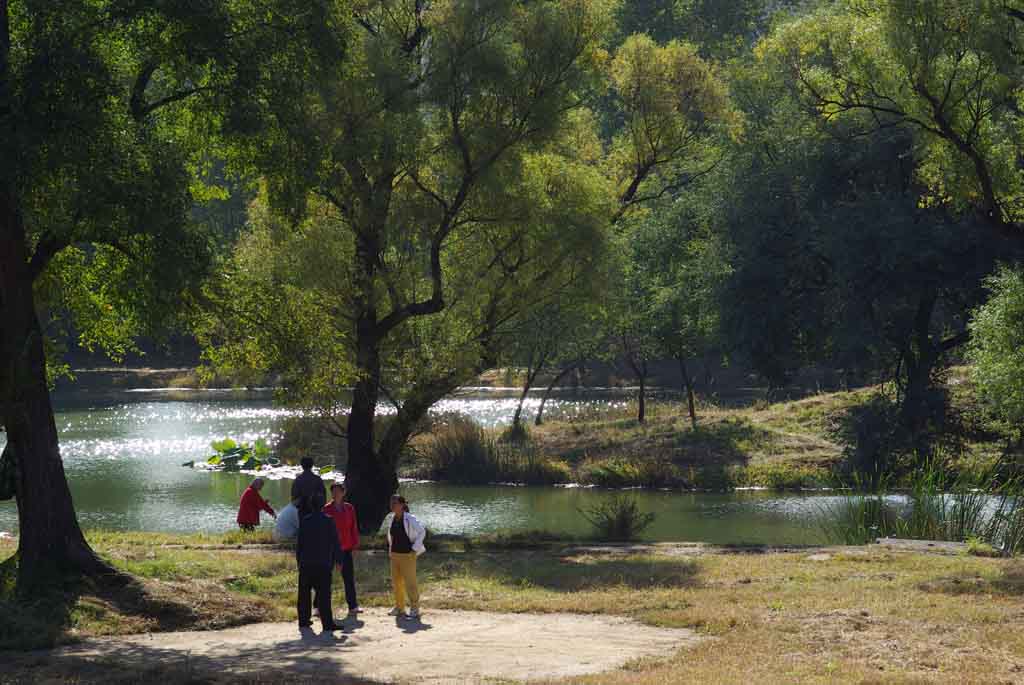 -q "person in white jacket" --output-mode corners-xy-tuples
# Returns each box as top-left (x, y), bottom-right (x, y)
(385, 494), (426, 619)
(273, 499), (301, 542)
